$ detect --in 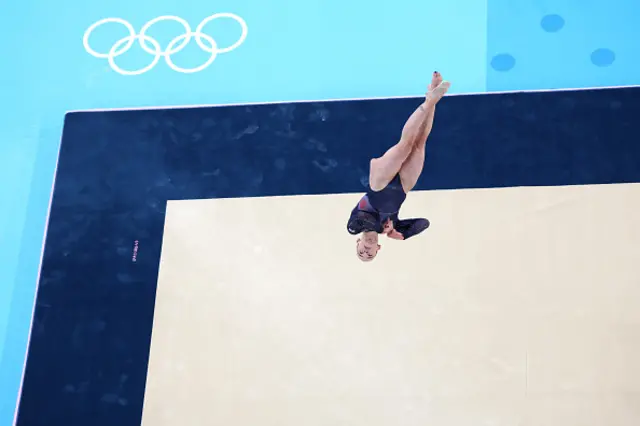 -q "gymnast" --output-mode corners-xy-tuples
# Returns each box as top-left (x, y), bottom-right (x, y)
(347, 72), (450, 262)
